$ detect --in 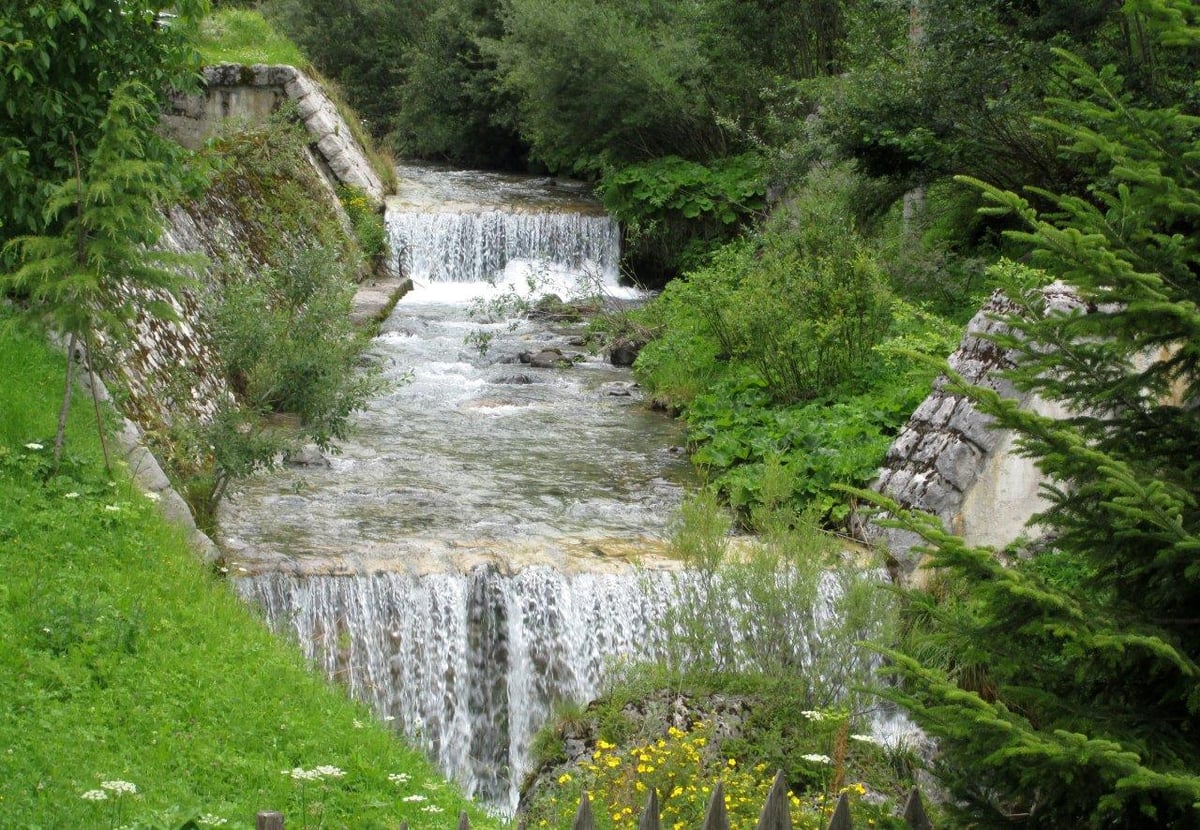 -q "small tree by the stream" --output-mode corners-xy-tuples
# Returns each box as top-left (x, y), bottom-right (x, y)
(870, 8), (1200, 826)
(1, 82), (198, 469)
